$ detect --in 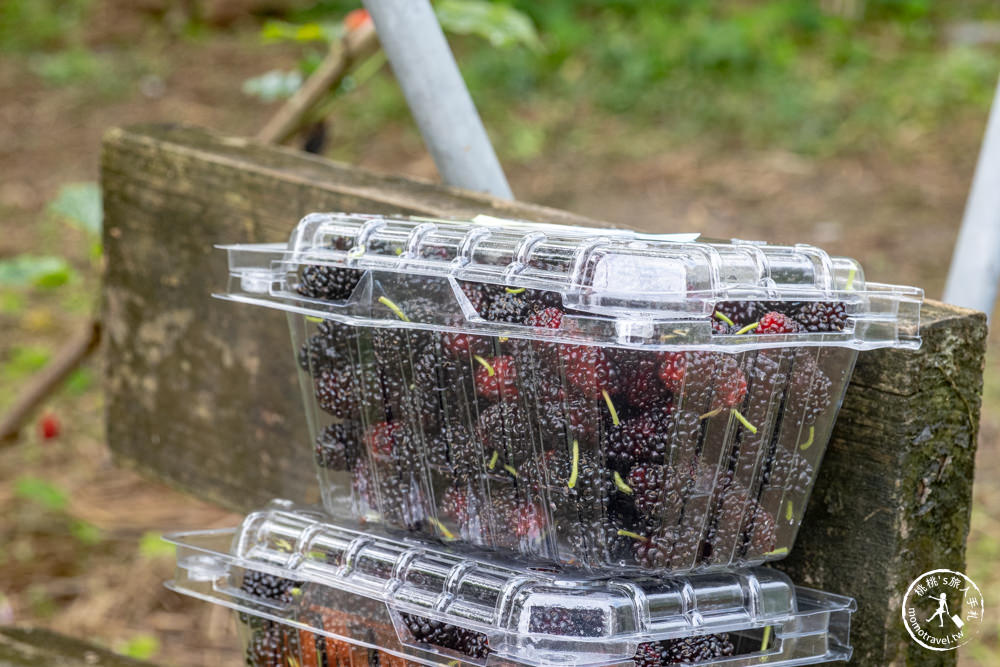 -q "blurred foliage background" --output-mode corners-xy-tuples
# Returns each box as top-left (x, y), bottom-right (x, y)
(2, 0), (1000, 664)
